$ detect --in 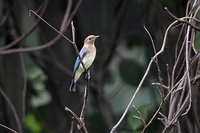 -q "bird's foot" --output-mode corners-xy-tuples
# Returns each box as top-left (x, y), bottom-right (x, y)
(85, 70), (91, 79)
